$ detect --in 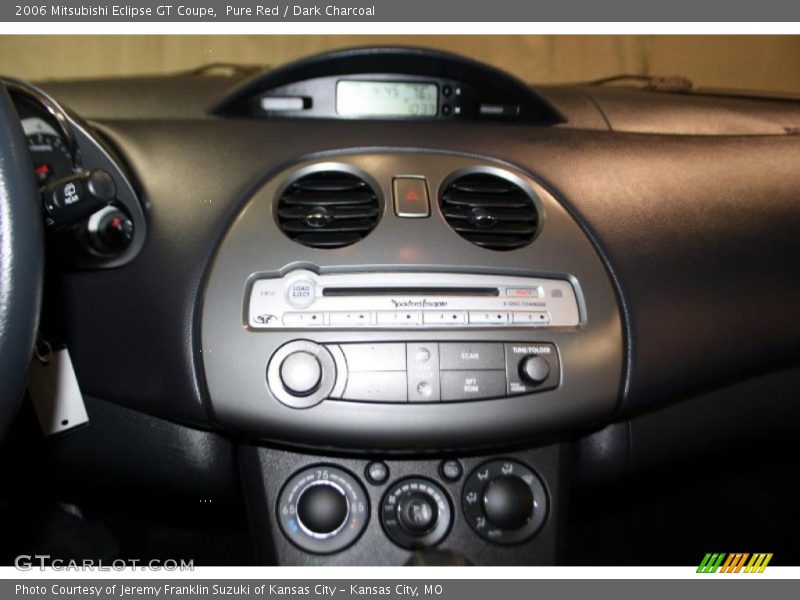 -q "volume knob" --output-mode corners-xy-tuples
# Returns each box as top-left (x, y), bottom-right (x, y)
(280, 351), (322, 396)
(267, 340), (337, 408)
